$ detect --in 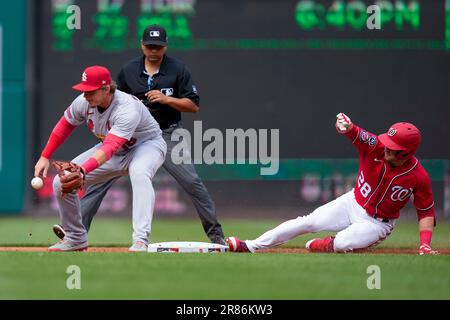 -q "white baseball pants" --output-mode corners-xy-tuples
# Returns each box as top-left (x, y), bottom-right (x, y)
(246, 190), (395, 252)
